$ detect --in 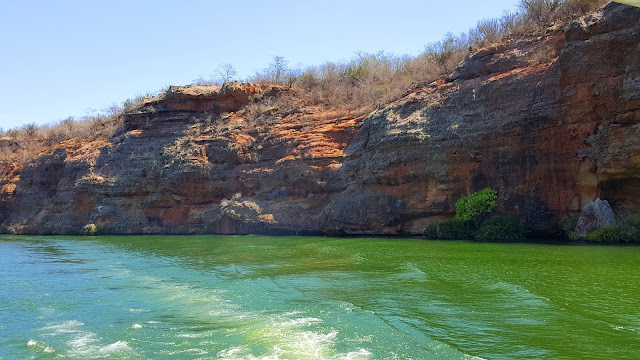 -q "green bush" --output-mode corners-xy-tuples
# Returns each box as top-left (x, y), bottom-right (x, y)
(620, 215), (640, 243)
(623, 215), (640, 232)
(617, 224), (639, 242)
(559, 215), (578, 234)
(559, 215), (580, 240)
(424, 223), (439, 239)
(455, 188), (497, 226)
(580, 212), (640, 243)
(476, 216), (526, 241)
(425, 219), (476, 240)
(585, 226), (620, 243)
